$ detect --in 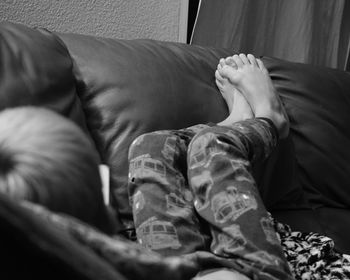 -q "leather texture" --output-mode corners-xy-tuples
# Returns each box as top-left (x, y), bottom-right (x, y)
(0, 22), (89, 134)
(1, 21), (350, 253)
(0, 22), (111, 232)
